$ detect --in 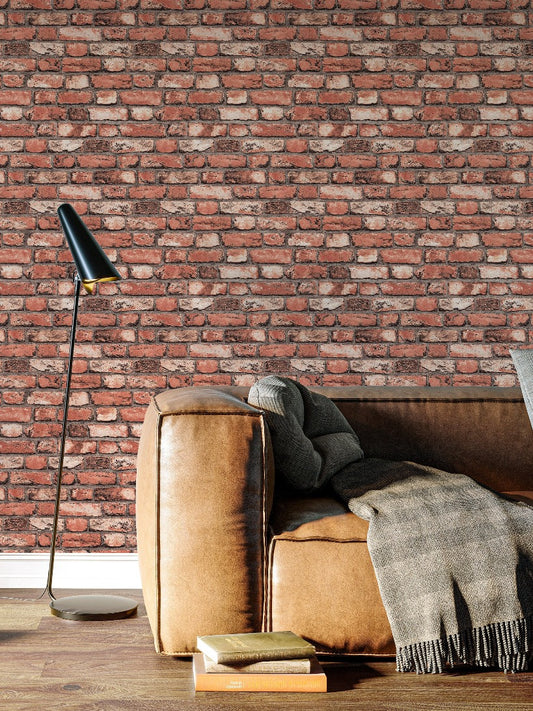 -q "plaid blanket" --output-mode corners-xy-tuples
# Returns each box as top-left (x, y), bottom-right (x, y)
(332, 458), (533, 673)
